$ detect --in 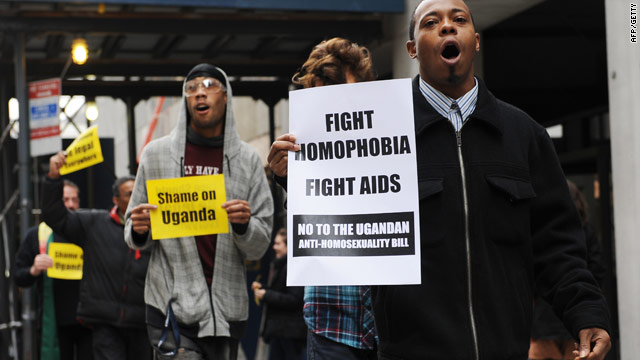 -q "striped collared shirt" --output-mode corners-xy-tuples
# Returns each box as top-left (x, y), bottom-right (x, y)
(418, 77), (479, 132)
